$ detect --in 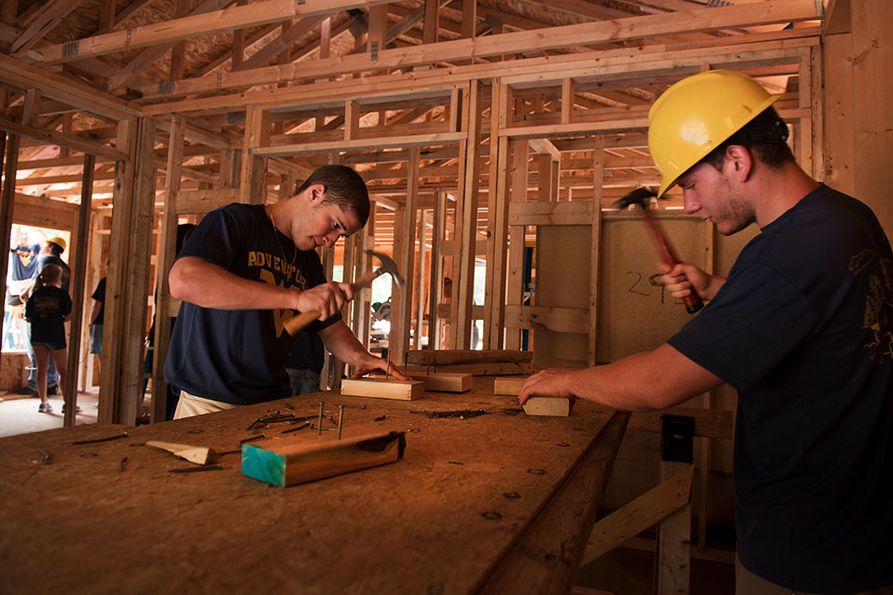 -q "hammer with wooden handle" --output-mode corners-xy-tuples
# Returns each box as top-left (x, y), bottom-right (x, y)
(283, 250), (406, 335)
(616, 187), (704, 314)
